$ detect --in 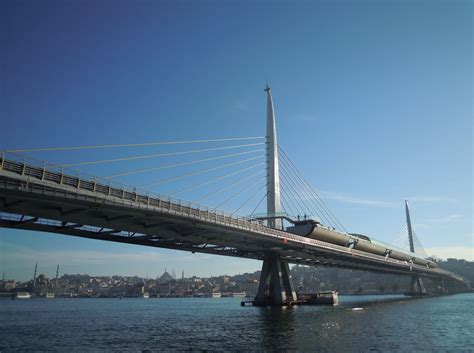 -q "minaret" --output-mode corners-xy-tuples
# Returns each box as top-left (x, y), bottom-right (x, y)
(265, 84), (282, 229)
(55, 264), (59, 294)
(405, 199), (415, 253)
(32, 263), (38, 289)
